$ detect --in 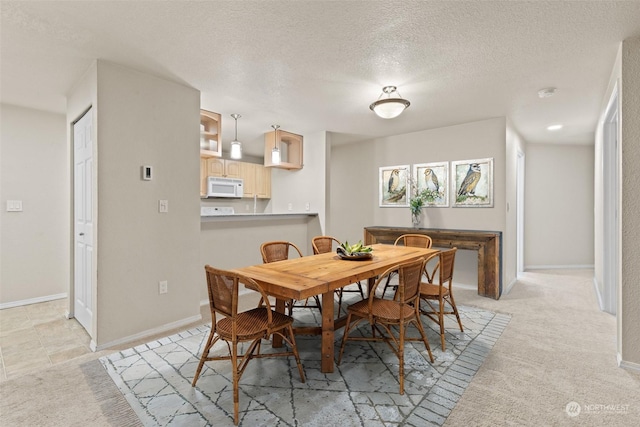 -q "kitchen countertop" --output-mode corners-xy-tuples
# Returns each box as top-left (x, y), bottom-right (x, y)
(201, 212), (318, 222)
